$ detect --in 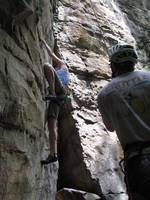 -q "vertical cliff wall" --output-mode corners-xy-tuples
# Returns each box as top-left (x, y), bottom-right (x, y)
(56, 0), (149, 200)
(0, 1), (58, 200)
(0, 0), (149, 200)
(117, 0), (150, 67)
